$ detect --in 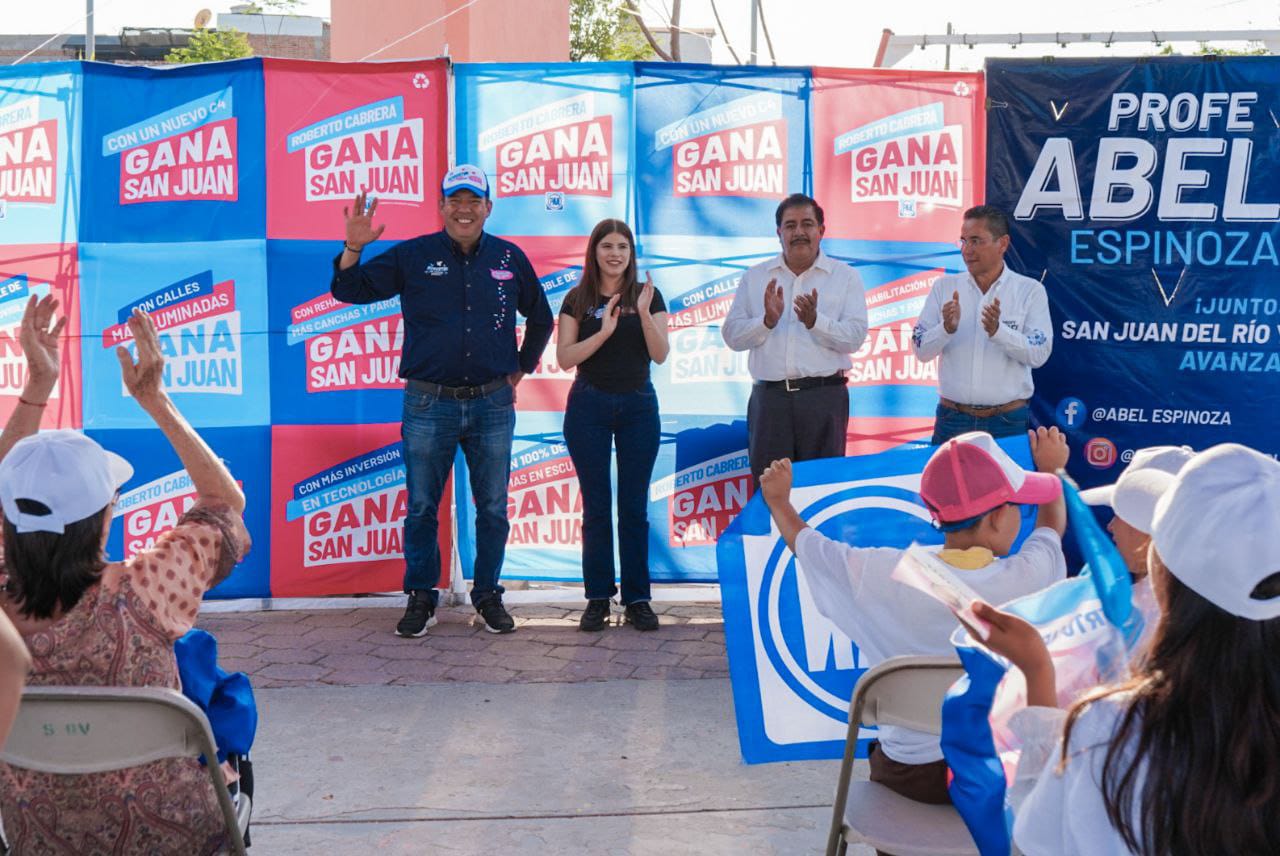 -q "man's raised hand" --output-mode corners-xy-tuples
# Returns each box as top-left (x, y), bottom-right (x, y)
(763, 279), (784, 329)
(793, 288), (818, 329)
(982, 297), (1002, 337)
(942, 290), (961, 334)
(343, 191), (386, 250)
